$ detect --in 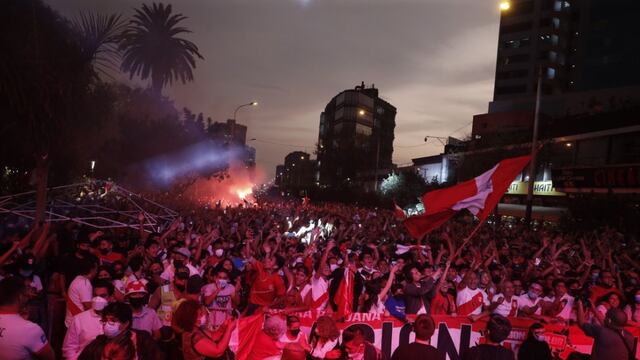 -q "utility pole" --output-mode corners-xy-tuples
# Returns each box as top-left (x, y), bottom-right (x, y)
(524, 67), (543, 225)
